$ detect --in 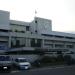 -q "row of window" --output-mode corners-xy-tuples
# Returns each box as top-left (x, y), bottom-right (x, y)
(31, 39), (42, 47)
(14, 30), (25, 33)
(10, 24), (30, 32)
(13, 26), (29, 32)
(44, 44), (74, 49)
(11, 40), (25, 48)
(42, 34), (75, 40)
(6, 50), (75, 55)
(6, 51), (44, 55)
(11, 38), (42, 48)
(11, 37), (74, 49)
(0, 29), (9, 32)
